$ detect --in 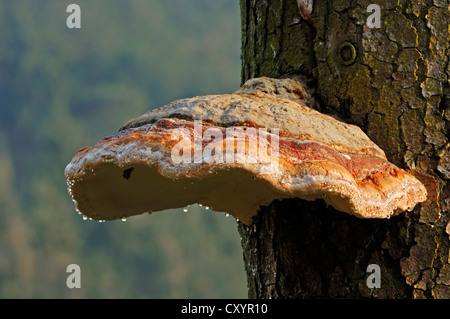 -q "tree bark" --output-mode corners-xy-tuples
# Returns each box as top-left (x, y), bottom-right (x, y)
(238, 0), (450, 298)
